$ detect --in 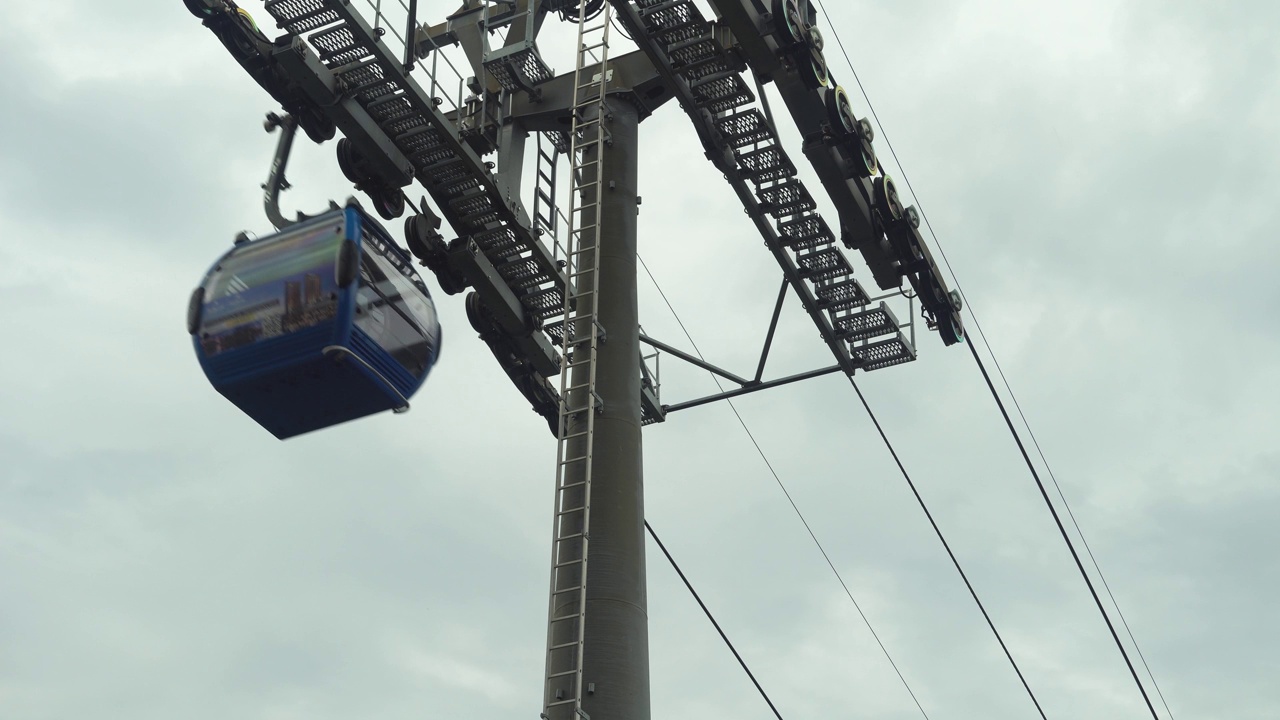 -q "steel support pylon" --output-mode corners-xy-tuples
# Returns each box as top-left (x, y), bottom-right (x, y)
(544, 4), (650, 720)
